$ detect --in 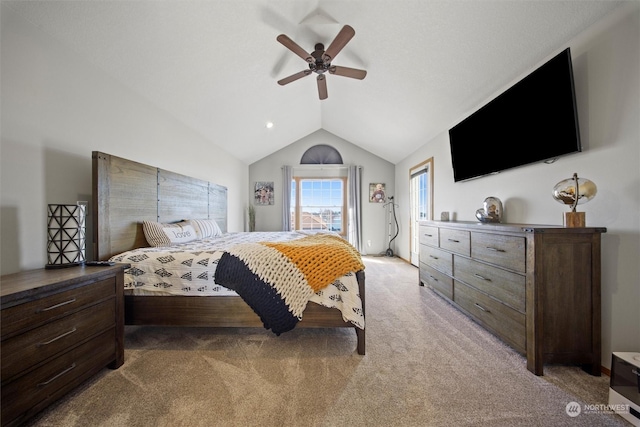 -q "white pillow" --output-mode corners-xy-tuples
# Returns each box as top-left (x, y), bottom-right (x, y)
(188, 219), (222, 239)
(143, 220), (198, 247)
